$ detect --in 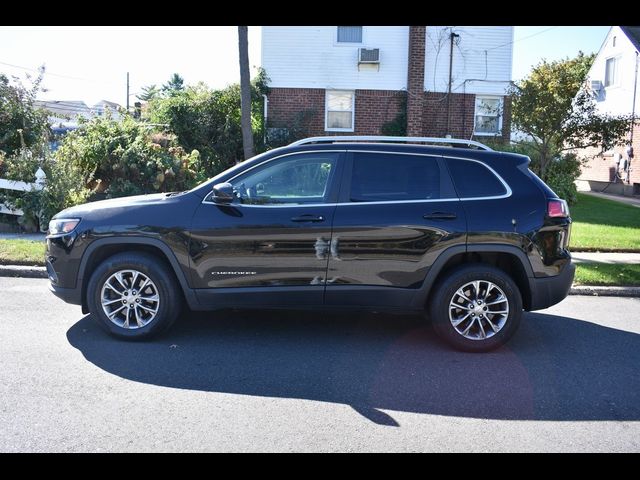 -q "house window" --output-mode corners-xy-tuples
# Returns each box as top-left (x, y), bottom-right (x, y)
(325, 90), (355, 132)
(613, 36), (617, 47)
(474, 96), (503, 136)
(605, 57), (619, 87)
(337, 26), (362, 43)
